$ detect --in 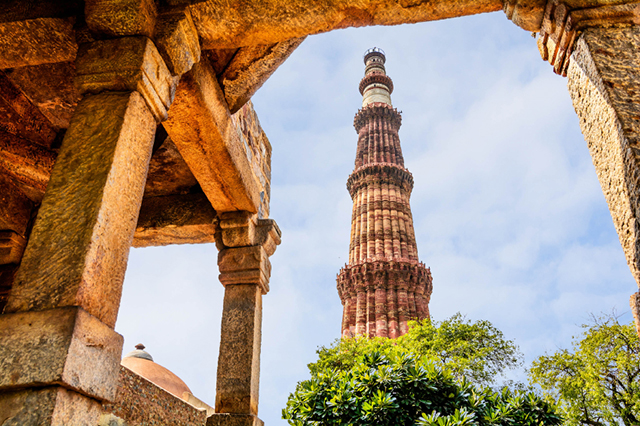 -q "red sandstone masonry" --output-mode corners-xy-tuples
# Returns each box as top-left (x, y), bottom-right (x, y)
(337, 50), (432, 338)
